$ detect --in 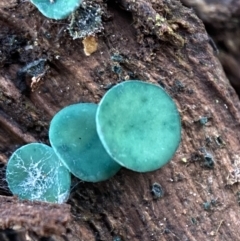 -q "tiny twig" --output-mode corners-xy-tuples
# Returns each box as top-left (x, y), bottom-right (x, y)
(216, 220), (224, 234)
